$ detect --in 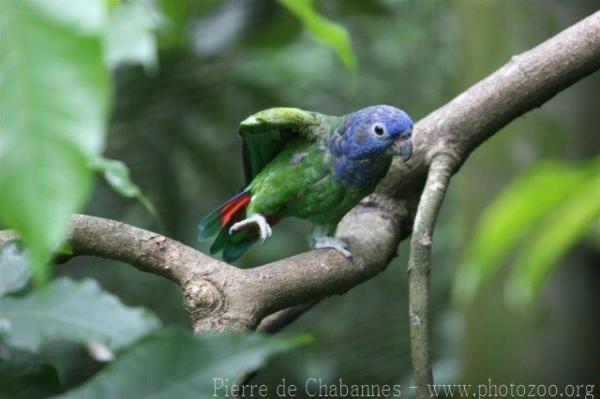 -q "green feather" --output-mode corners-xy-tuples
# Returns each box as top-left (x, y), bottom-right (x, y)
(209, 228), (229, 255)
(223, 237), (259, 263)
(239, 107), (325, 183)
